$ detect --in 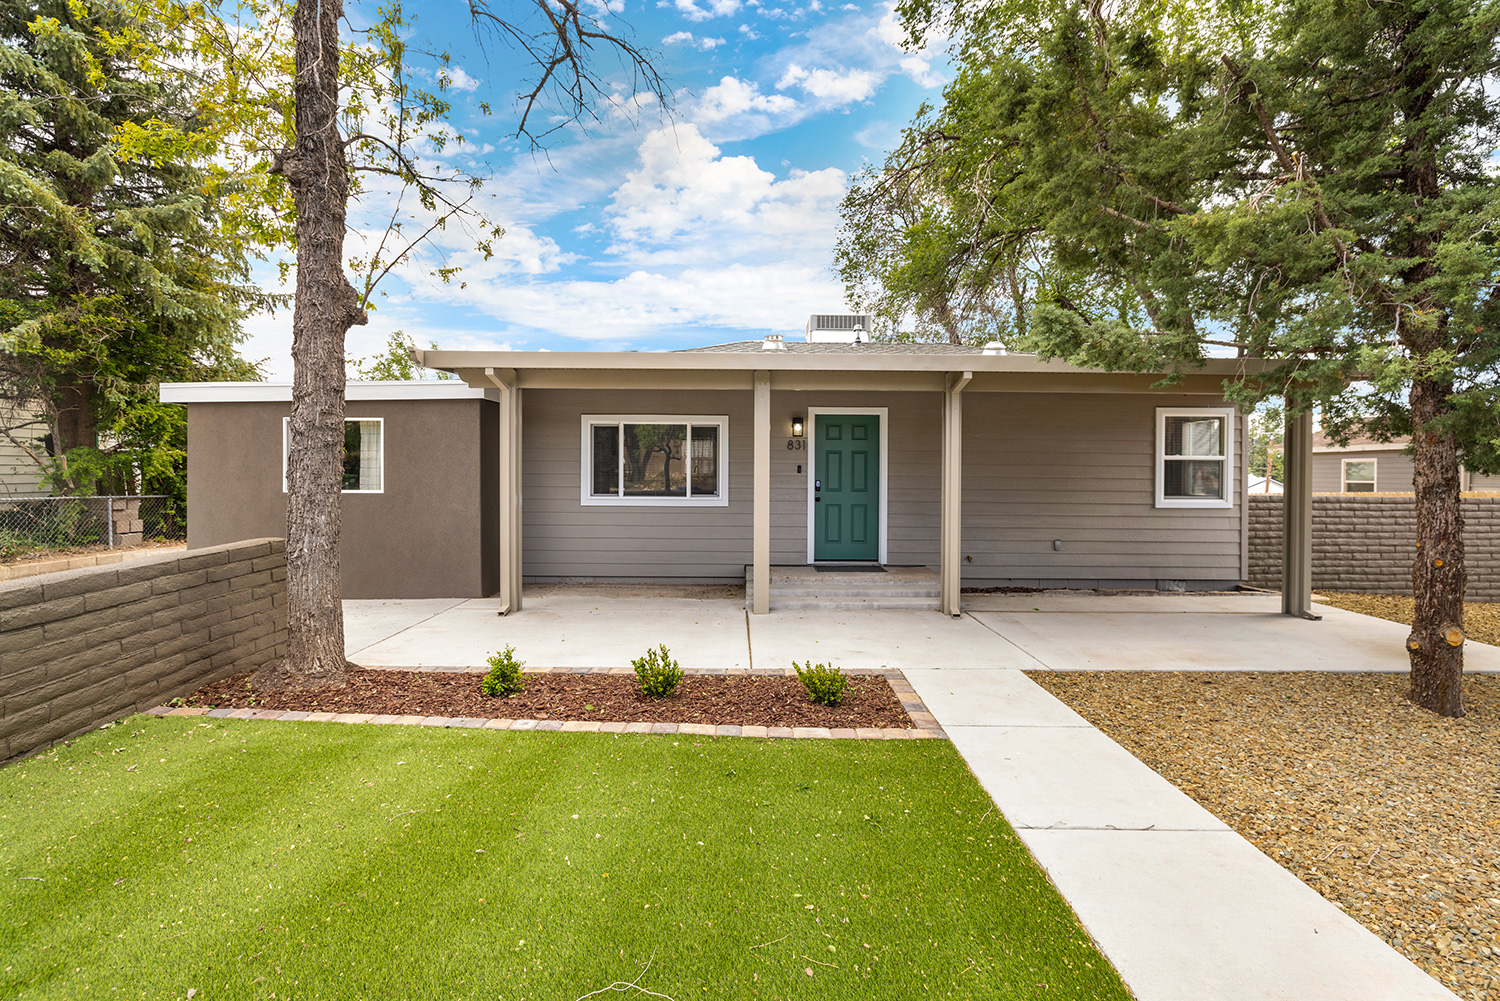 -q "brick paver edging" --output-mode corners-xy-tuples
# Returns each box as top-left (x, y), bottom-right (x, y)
(146, 669), (946, 740)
